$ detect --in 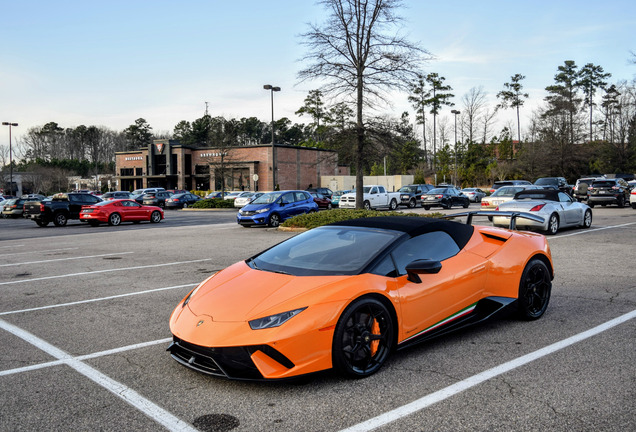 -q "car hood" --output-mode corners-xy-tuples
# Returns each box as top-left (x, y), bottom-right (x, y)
(241, 202), (271, 211)
(186, 261), (350, 321)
